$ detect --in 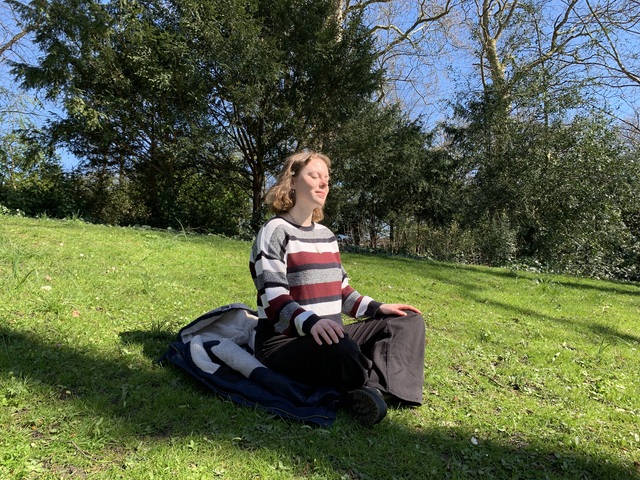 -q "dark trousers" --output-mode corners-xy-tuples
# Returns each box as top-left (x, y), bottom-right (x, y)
(256, 313), (426, 405)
